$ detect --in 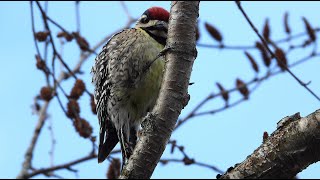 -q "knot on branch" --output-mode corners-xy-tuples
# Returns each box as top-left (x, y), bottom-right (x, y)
(141, 112), (157, 133)
(277, 112), (301, 130)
